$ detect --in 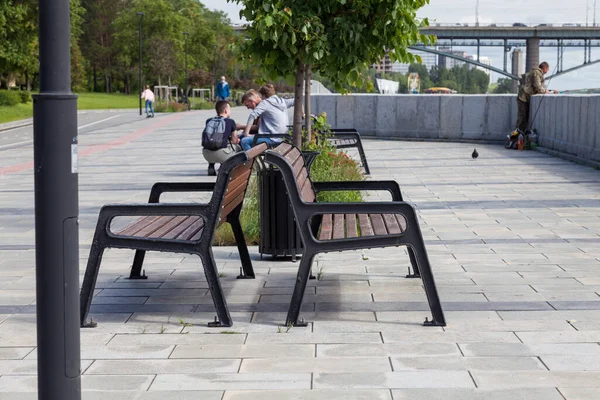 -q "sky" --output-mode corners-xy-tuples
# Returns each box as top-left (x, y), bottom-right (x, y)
(205, 0), (600, 90)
